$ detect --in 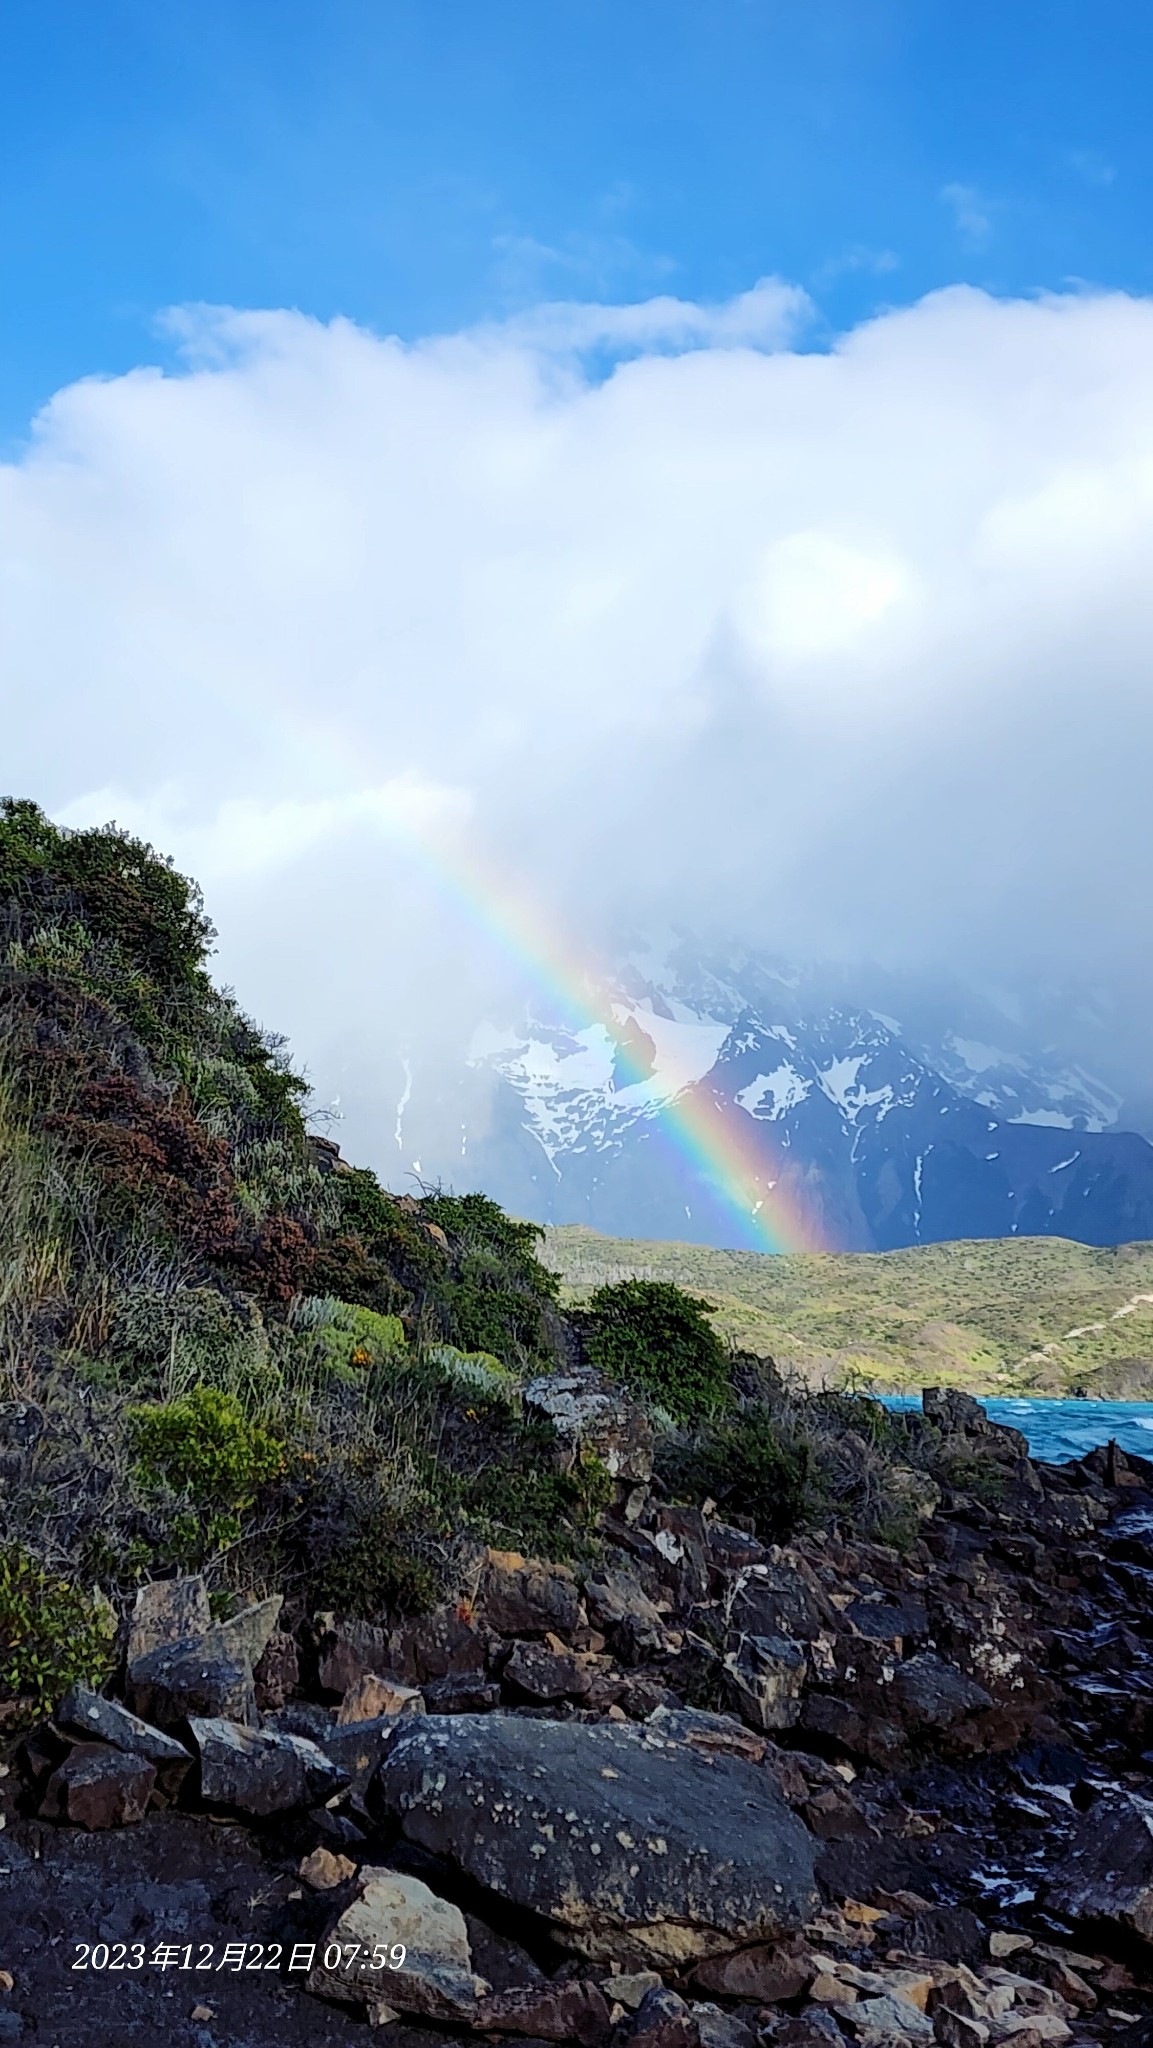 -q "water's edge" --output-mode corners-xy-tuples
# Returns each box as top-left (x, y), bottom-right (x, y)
(880, 1392), (1153, 1463)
